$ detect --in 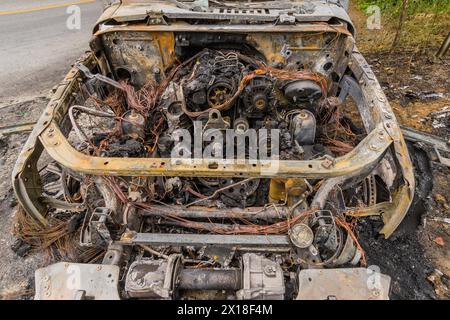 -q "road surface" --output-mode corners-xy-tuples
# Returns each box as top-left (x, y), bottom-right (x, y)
(0, 0), (103, 102)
